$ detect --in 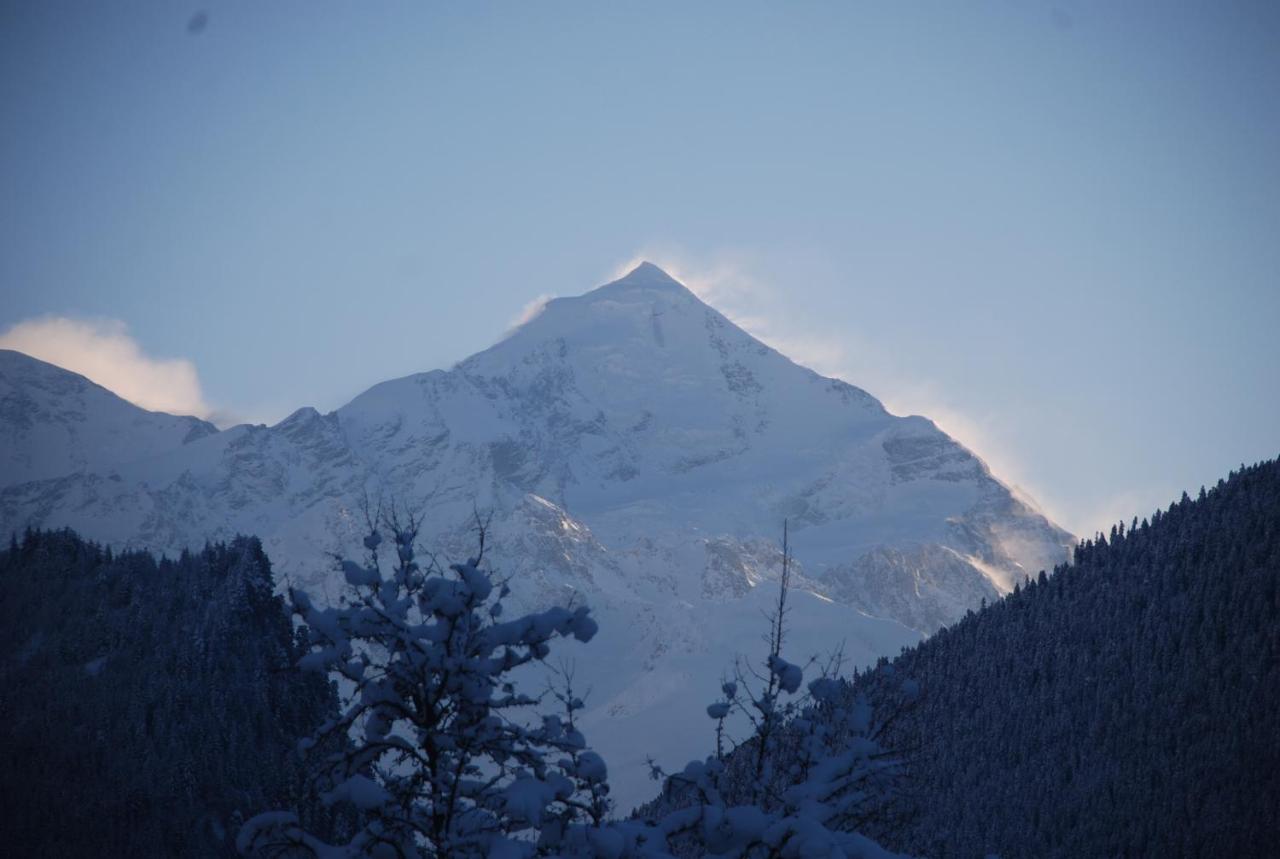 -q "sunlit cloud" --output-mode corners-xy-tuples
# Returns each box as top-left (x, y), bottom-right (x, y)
(0, 316), (212, 418)
(880, 388), (1048, 502)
